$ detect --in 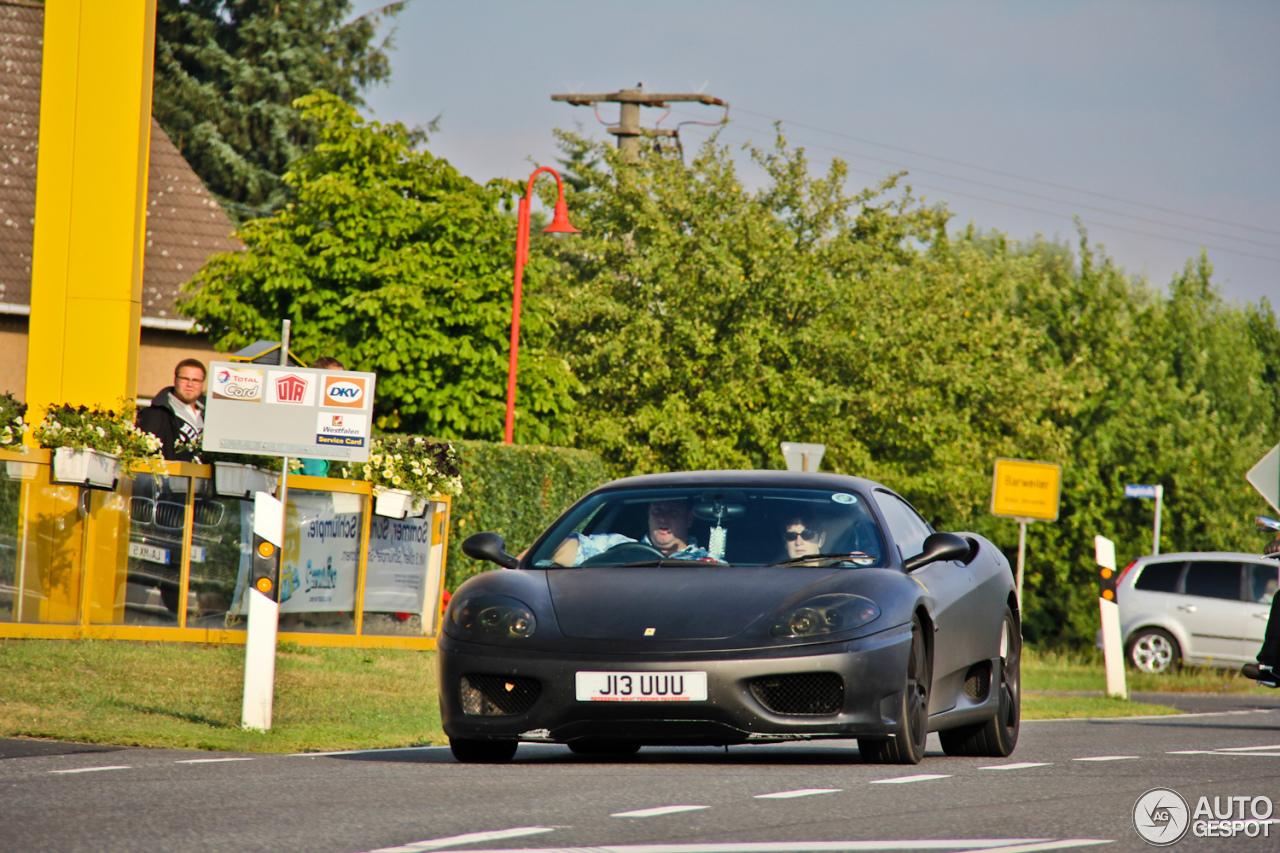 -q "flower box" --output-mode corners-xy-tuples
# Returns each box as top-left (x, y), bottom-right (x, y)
(373, 488), (428, 519)
(213, 462), (280, 498)
(4, 460), (38, 481)
(51, 447), (120, 490)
